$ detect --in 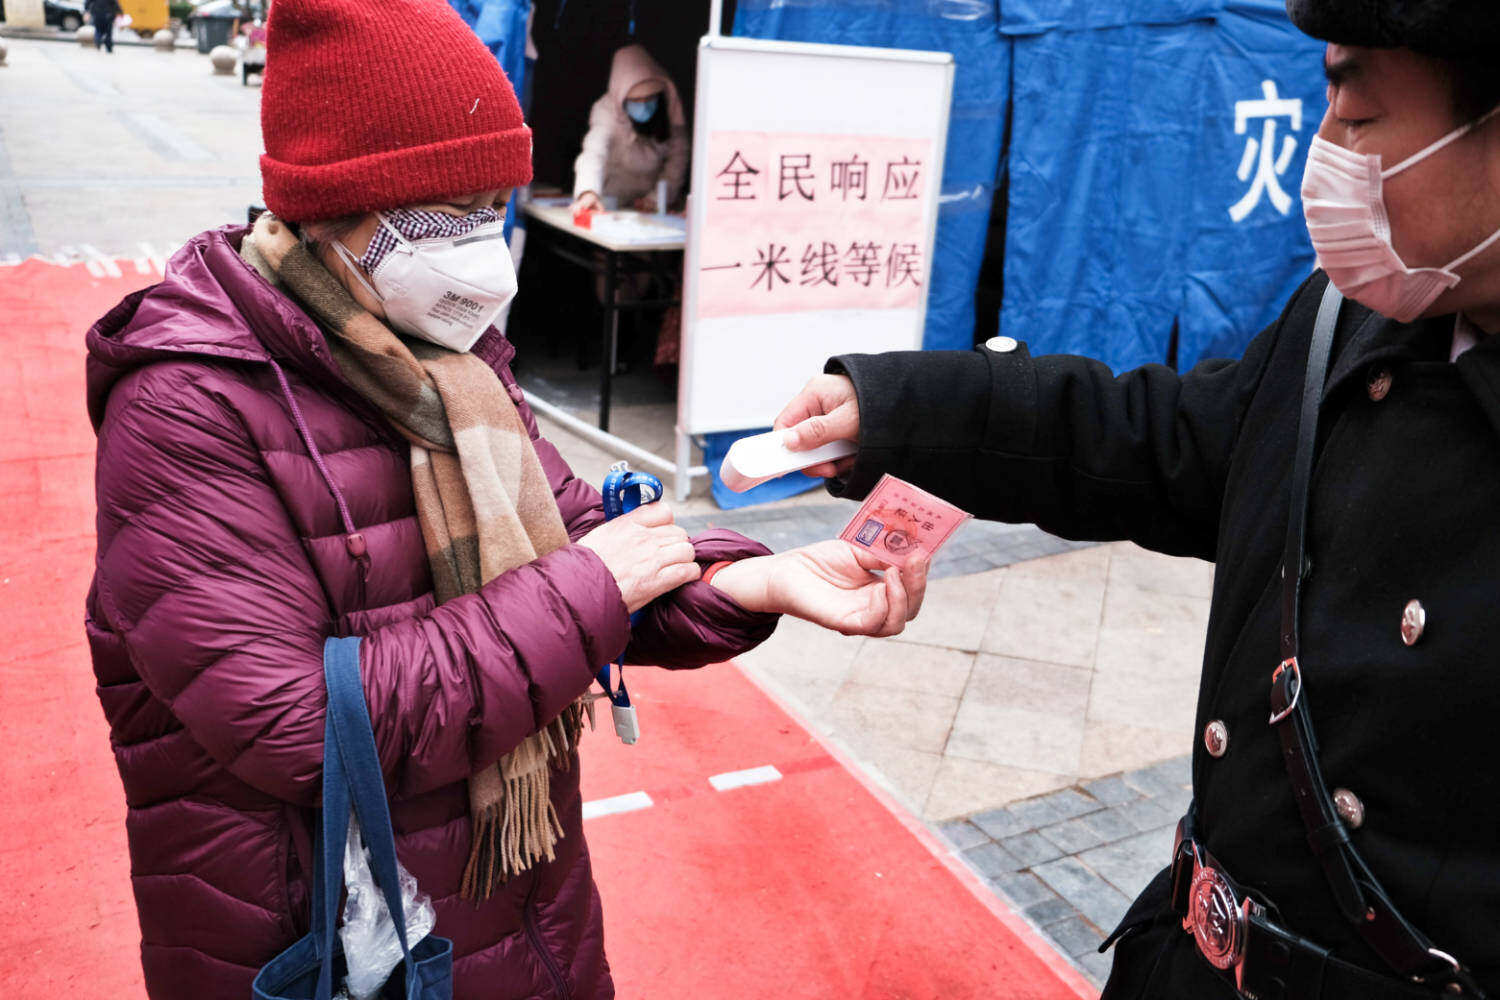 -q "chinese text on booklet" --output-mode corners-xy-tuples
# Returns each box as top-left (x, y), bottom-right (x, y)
(839, 474), (971, 567)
